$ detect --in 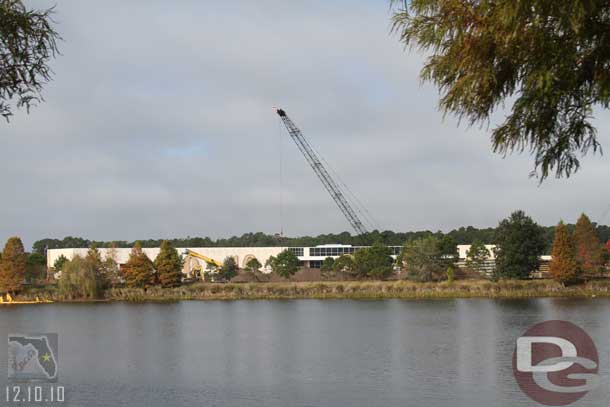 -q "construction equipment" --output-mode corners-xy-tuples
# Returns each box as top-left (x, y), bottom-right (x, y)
(183, 249), (223, 268)
(275, 108), (369, 235)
